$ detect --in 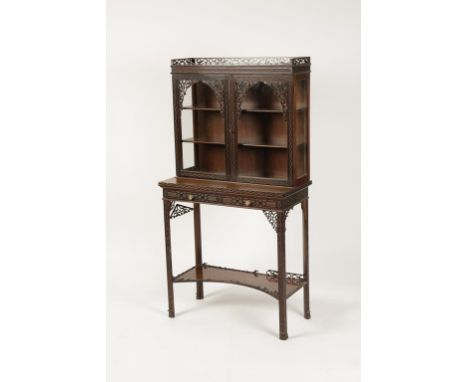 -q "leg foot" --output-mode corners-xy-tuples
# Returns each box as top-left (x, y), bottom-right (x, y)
(196, 282), (204, 300)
